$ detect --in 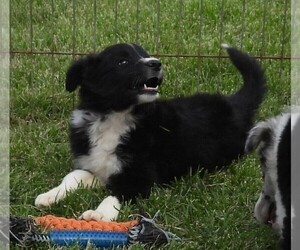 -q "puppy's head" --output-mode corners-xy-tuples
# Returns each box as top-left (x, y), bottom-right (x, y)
(245, 120), (277, 227)
(245, 114), (291, 238)
(66, 43), (163, 111)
